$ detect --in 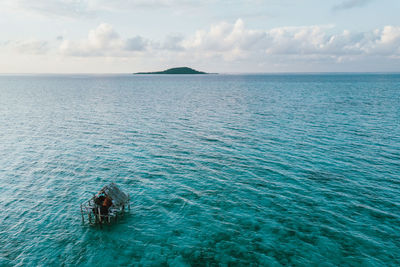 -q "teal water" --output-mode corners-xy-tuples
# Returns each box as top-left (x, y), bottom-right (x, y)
(0, 74), (399, 266)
